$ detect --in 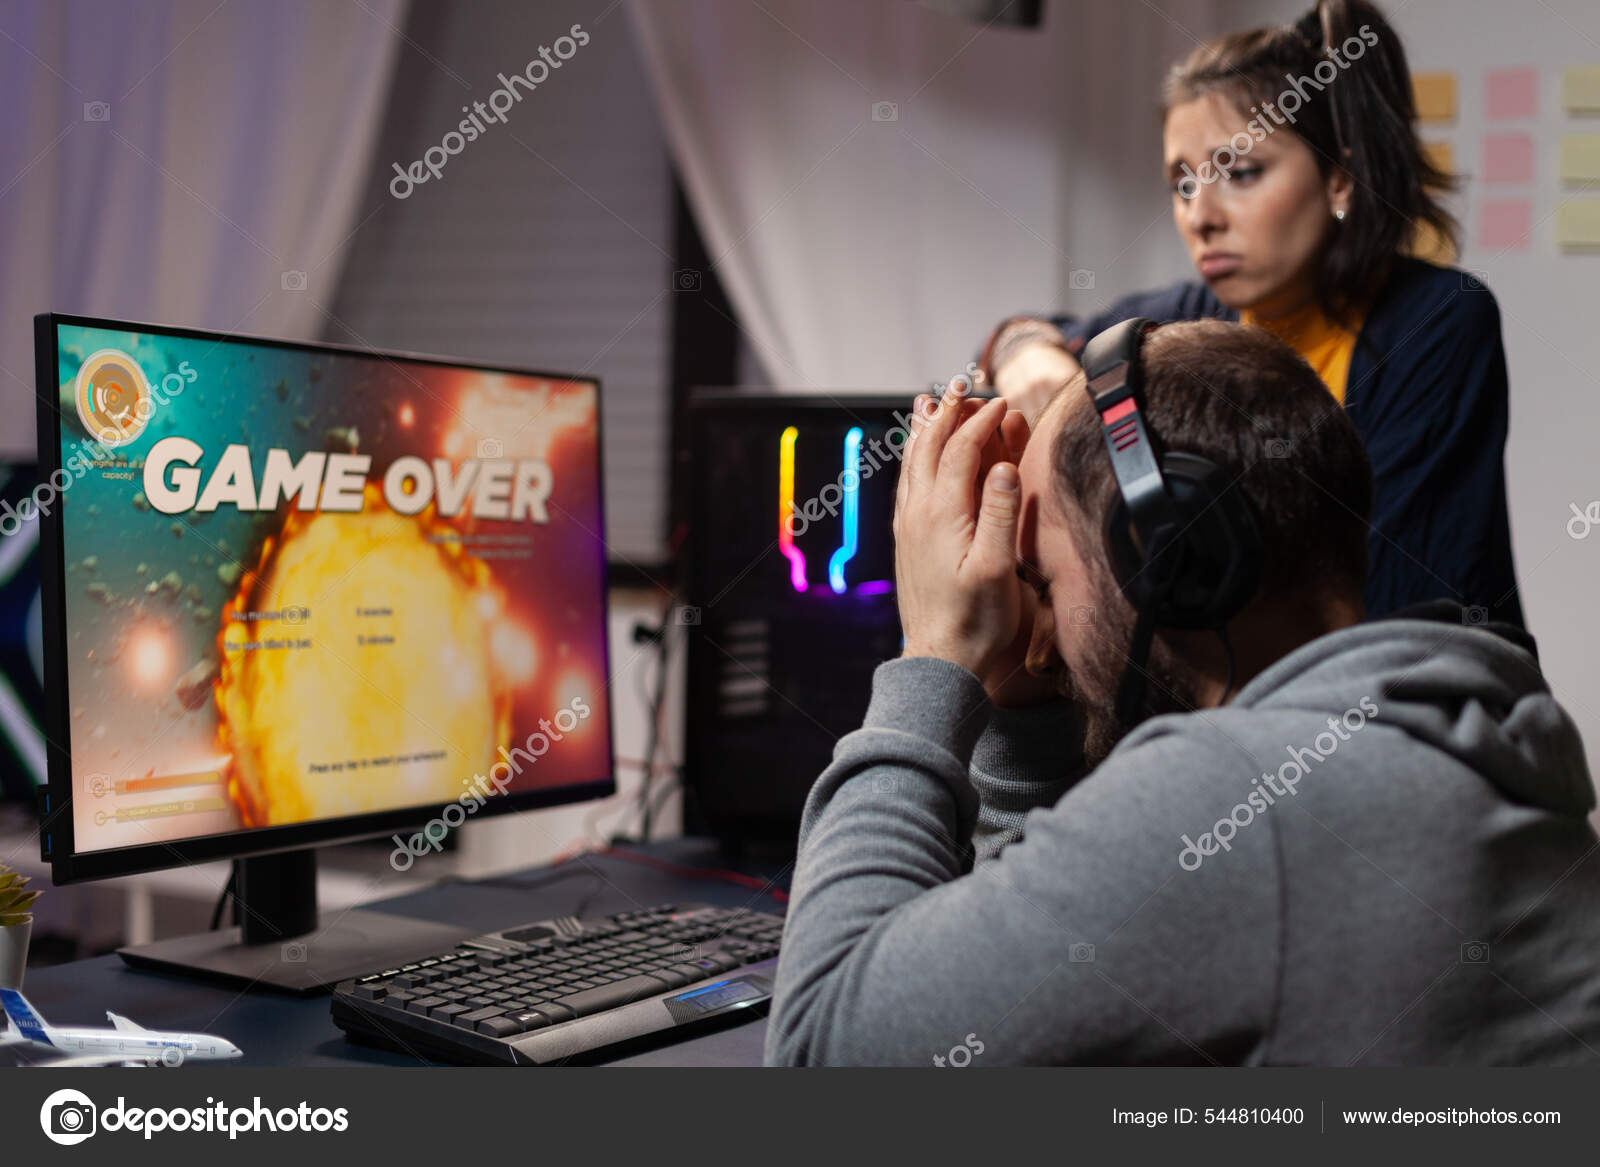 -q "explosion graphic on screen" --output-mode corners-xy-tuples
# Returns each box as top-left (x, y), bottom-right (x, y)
(215, 488), (513, 827)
